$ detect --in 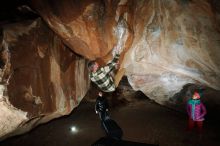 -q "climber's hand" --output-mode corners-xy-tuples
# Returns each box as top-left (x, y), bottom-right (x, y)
(115, 60), (120, 69)
(112, 45), (121, 56)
